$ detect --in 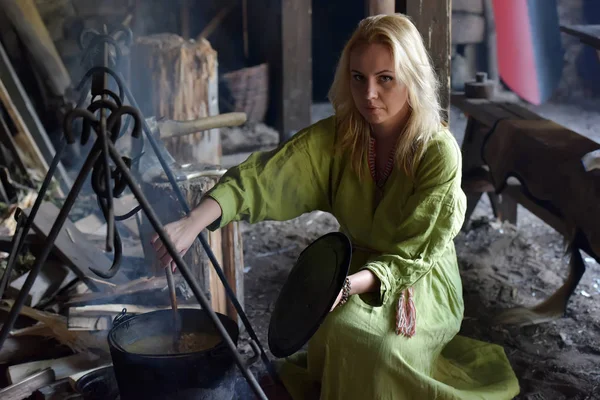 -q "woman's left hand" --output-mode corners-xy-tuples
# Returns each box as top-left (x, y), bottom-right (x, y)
(329, 270), (381, 312)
